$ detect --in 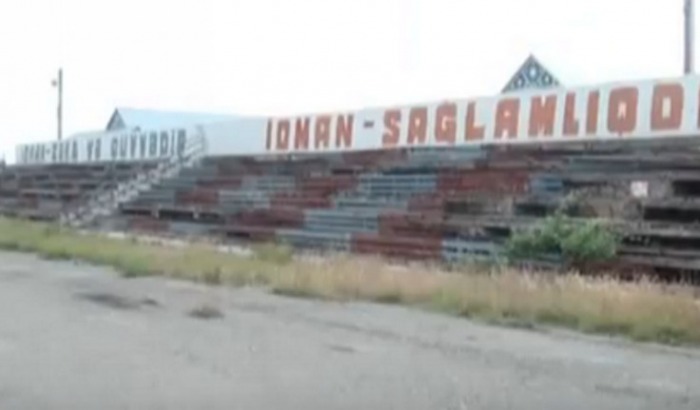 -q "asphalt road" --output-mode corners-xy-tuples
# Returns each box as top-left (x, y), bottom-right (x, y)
(1, 250), (699, 410)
